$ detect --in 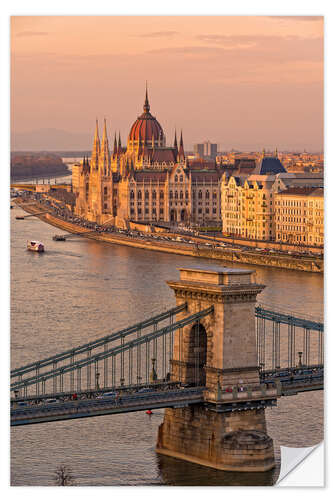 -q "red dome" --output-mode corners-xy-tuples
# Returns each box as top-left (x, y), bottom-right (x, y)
(128, 89), (164, 143)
